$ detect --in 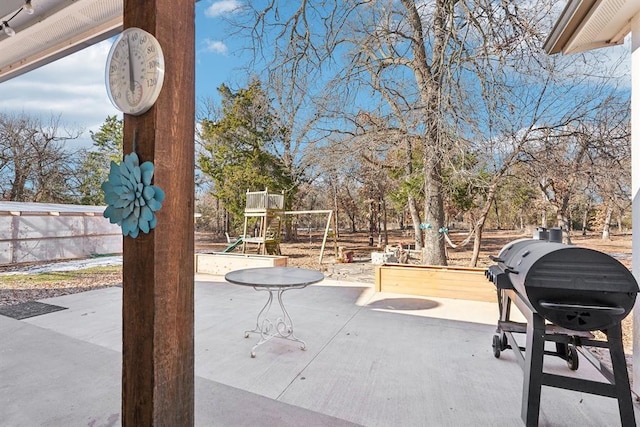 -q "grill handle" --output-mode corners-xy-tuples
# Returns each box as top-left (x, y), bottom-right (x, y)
(539, 301), (625, 316)
(489, 255), (504, 263)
